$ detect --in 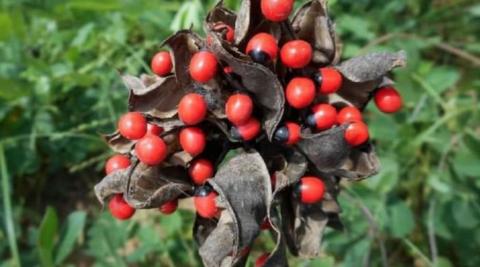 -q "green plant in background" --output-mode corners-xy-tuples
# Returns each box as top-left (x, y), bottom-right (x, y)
(0, 0), (479, 266)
